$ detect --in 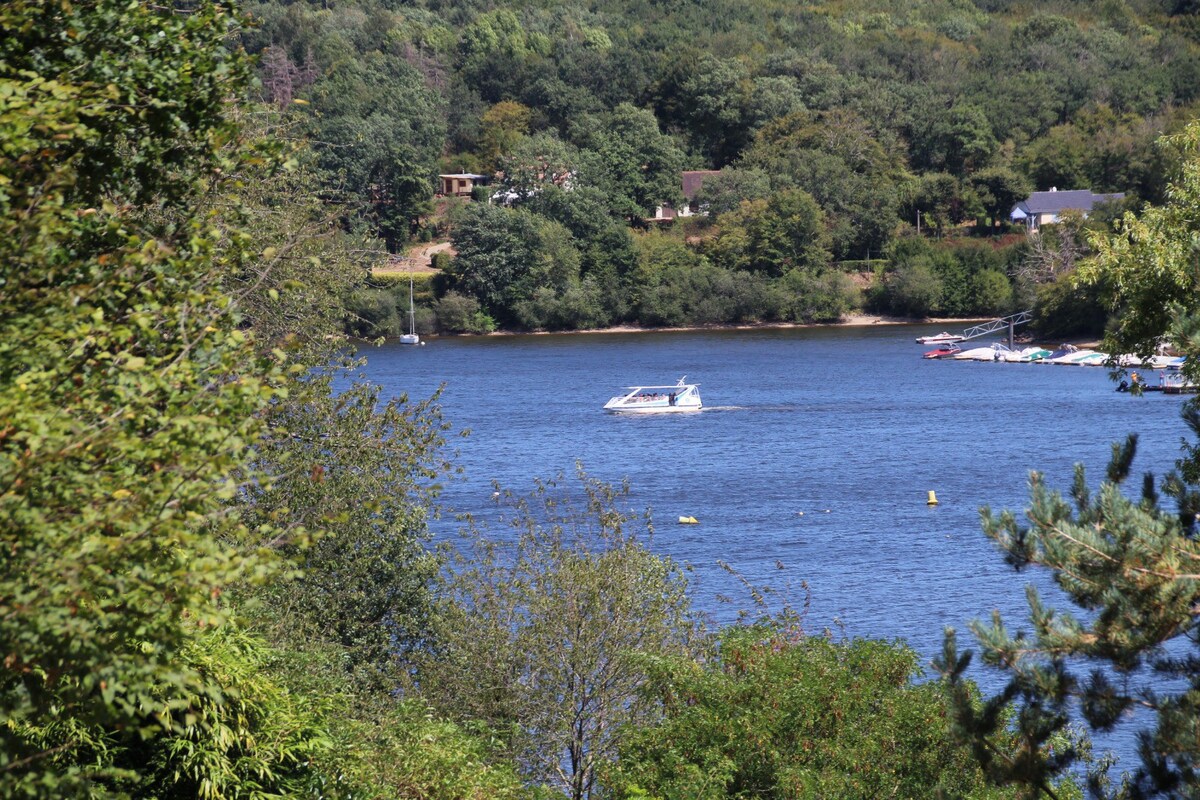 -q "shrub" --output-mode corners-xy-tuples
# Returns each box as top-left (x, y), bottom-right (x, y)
(781, 269), (862, 322)
(345, 289), (401, 338)
(608, 629), (1018, 800)
(435, 291), (495, 333)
